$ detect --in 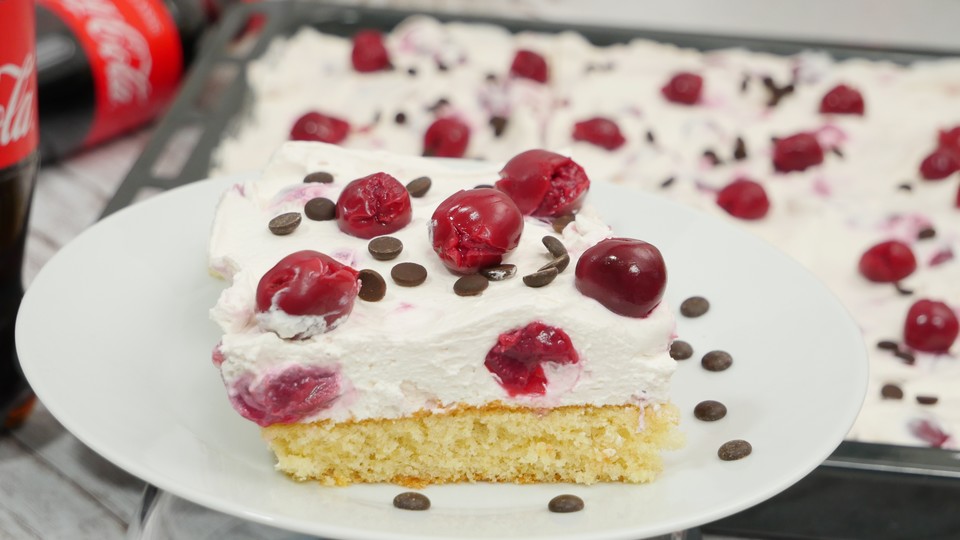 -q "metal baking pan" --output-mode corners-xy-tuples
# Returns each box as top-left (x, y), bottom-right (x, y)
(103, 3), (960, 538)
